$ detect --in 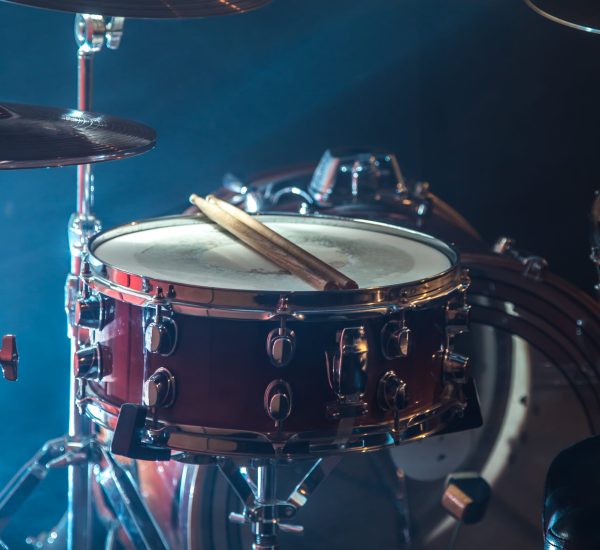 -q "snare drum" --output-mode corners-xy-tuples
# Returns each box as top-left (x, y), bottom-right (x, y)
(76, 214), (471, 458)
